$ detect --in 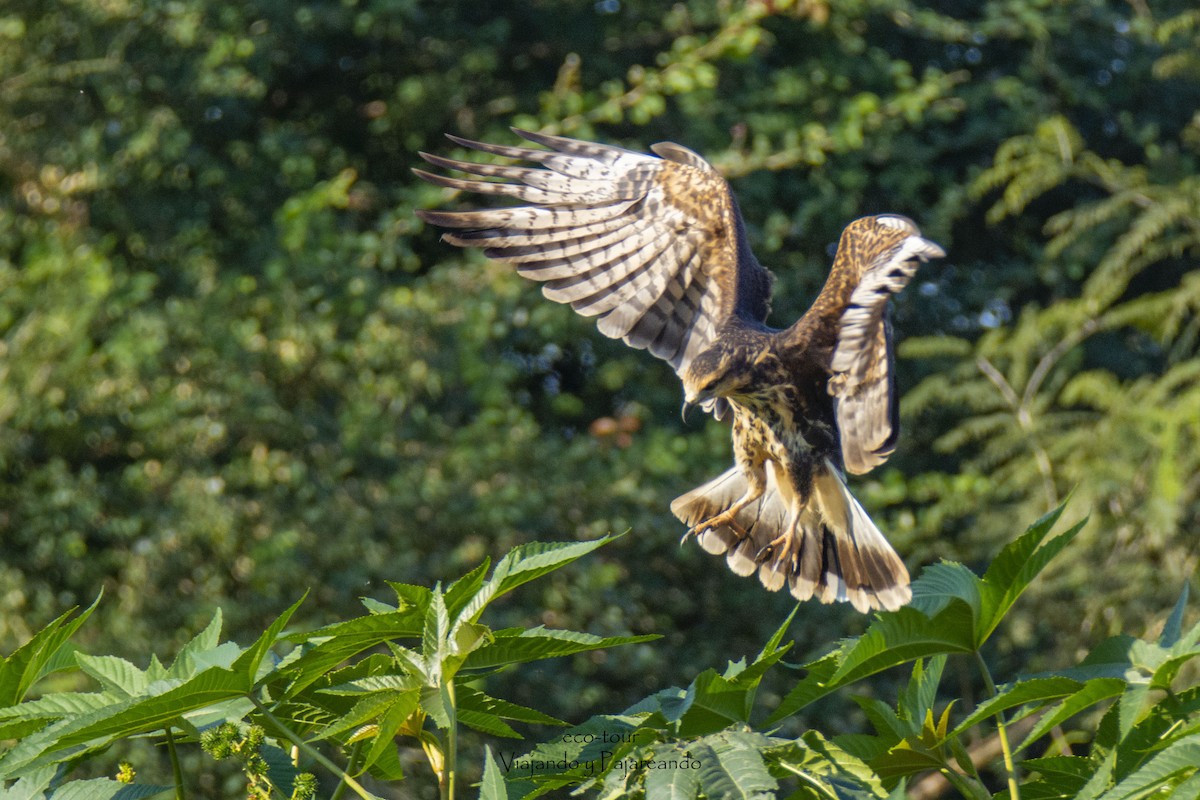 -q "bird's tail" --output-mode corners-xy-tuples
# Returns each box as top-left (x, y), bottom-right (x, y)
(670, 461), (911, 612)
